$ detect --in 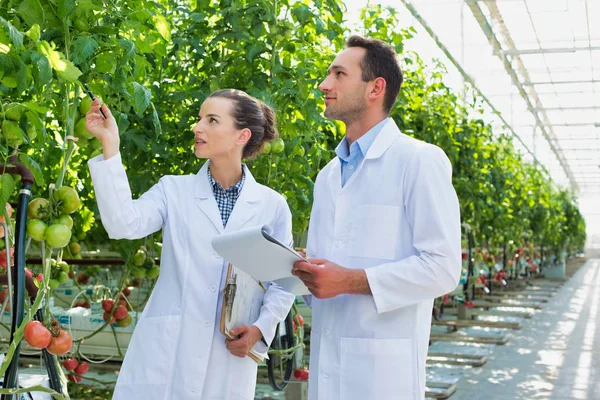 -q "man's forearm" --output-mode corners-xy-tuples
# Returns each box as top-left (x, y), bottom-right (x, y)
(346, 269), (372, 295)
